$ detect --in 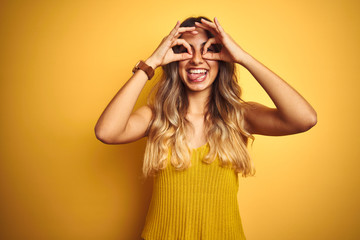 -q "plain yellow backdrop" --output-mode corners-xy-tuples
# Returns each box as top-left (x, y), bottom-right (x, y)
(1, 0), (359, 239)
